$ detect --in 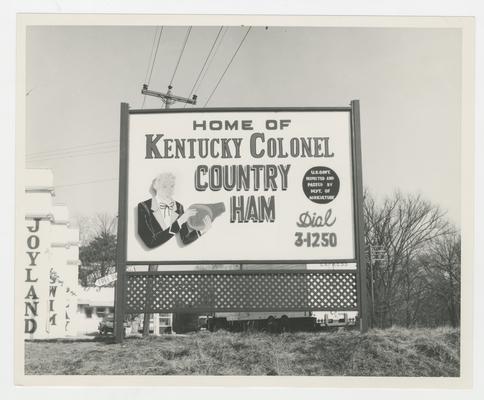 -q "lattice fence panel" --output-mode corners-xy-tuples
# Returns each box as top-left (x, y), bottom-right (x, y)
(125, 270), (358, 313)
